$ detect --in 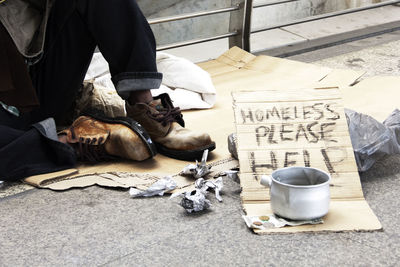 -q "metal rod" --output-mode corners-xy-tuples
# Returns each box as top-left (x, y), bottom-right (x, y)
(253, 0), (299, 9)
(149, 6), (239, 25)
(252, 0), (400, 34)
(242, 0), (253, 51)
(157, 32), (238, 51)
